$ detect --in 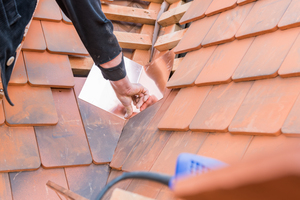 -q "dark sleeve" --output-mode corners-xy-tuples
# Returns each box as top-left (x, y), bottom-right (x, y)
(55, 0), (122, 65)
